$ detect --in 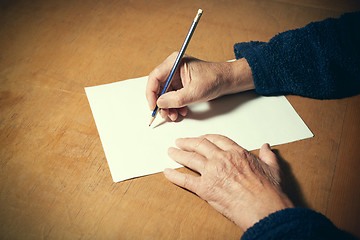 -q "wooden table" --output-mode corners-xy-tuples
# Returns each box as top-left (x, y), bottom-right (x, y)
(1, 0), (359, 239)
